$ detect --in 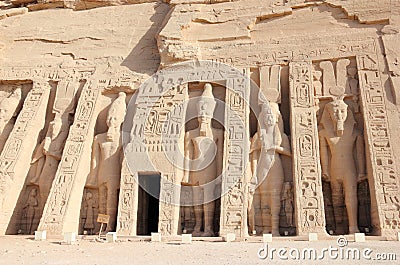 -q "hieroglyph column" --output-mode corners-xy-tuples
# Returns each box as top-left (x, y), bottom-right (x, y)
(0, 80), (51, 234)
(38, 79), (102, 235)
(357, 54), (400, 239)
(289, 61), (327, 236)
